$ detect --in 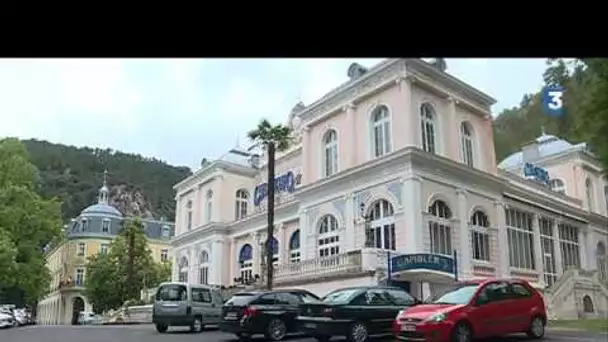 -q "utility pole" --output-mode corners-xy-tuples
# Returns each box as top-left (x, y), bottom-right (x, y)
(266, 142), (275, 290)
